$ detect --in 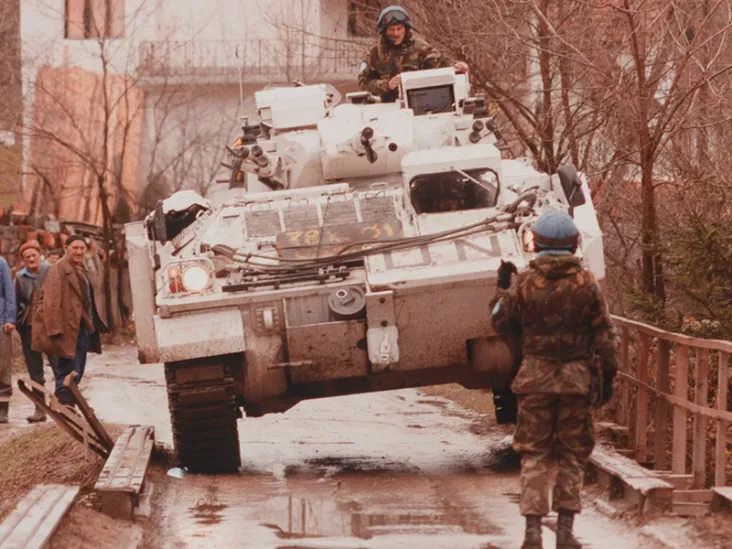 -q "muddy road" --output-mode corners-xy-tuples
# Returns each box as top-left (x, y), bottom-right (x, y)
(71, 346), (688, 548)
